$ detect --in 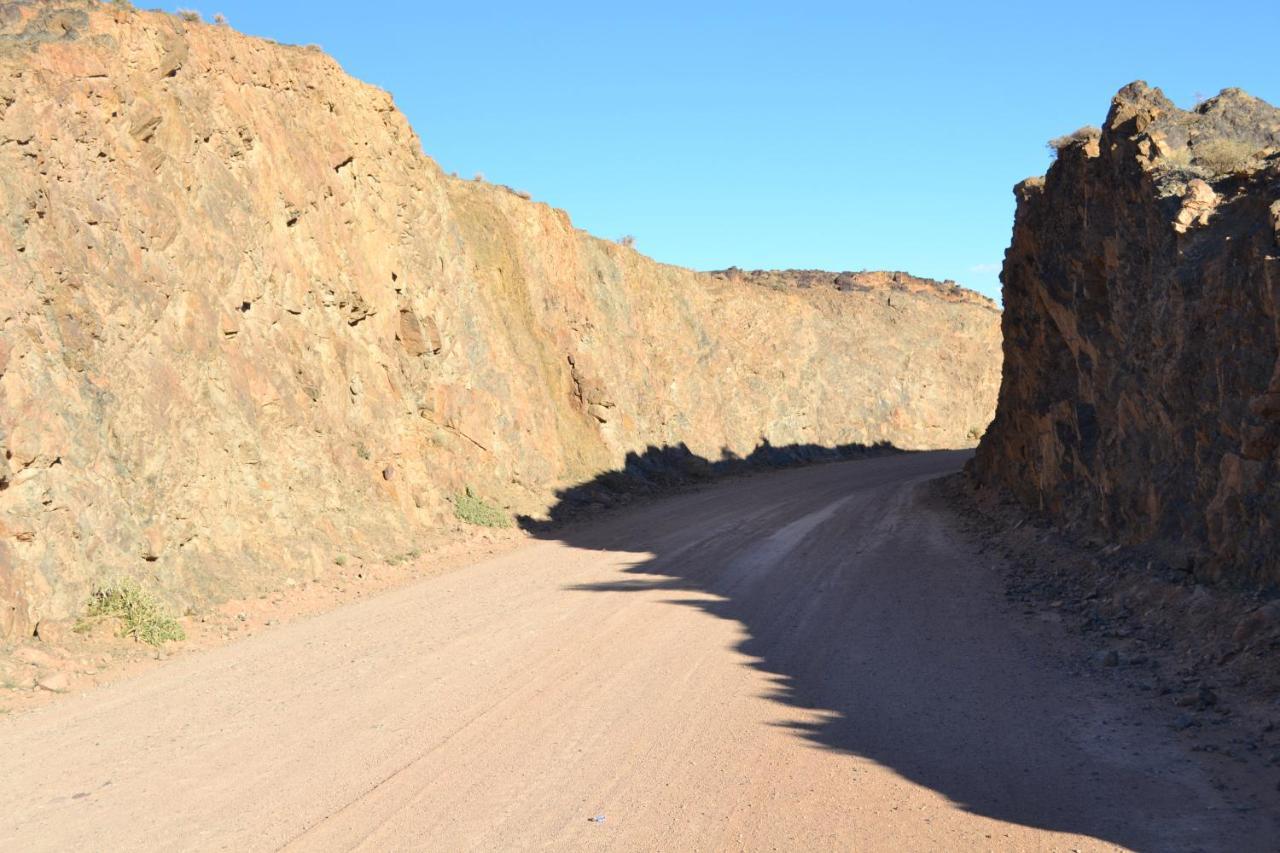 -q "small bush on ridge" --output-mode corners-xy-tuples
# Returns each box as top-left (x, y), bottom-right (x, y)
(1047, 125), (1101, 158)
